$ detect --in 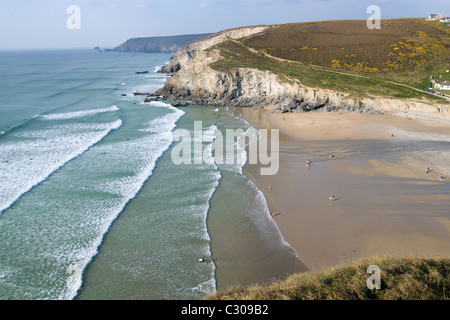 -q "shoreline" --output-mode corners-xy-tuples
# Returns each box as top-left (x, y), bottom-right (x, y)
(239, 106), (450, 271)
